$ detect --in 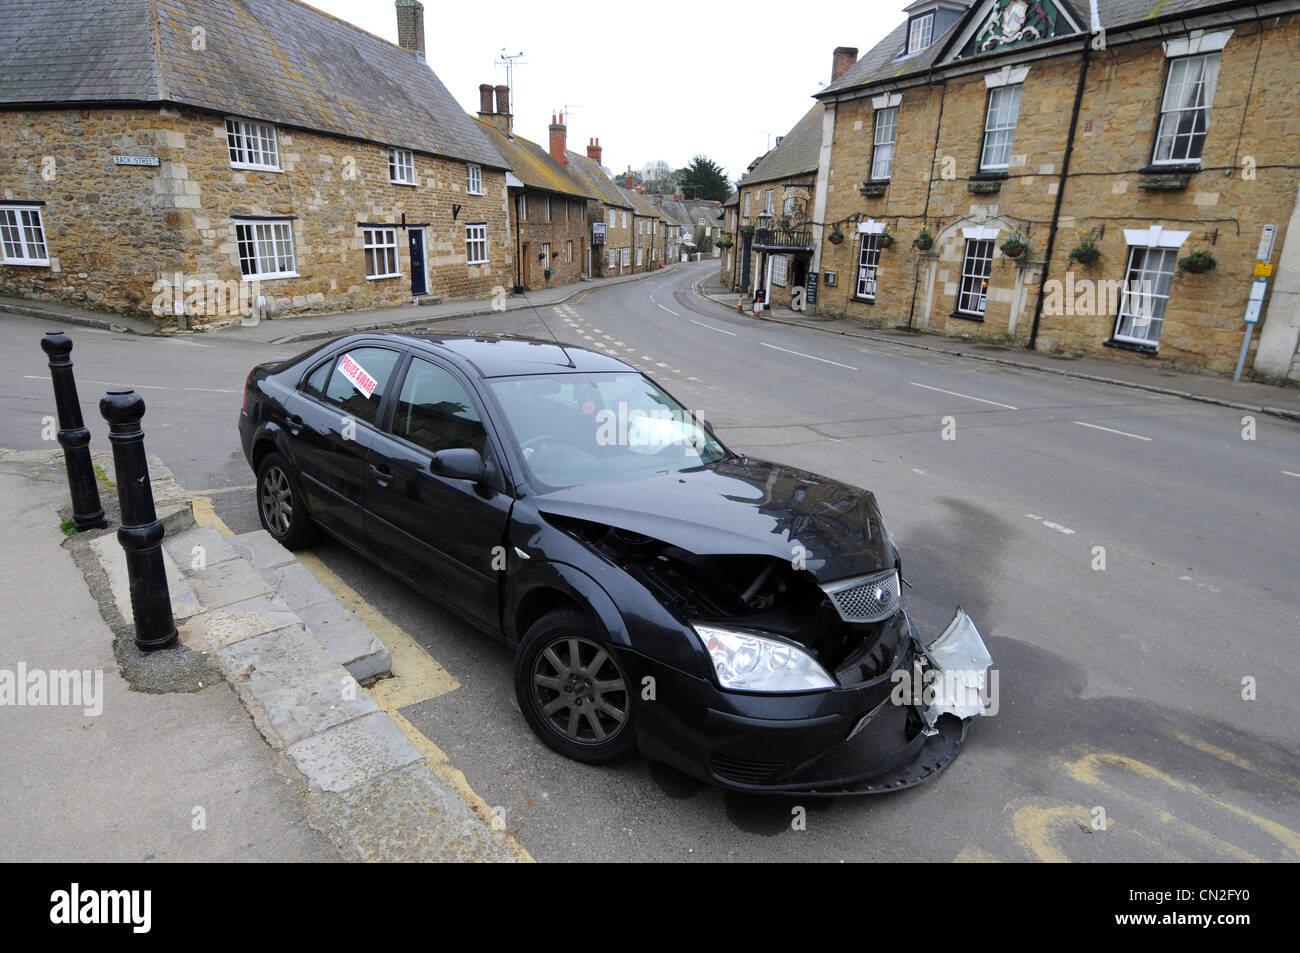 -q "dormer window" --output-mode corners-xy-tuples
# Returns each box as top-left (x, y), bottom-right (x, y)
(909, 12), (934, 53)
